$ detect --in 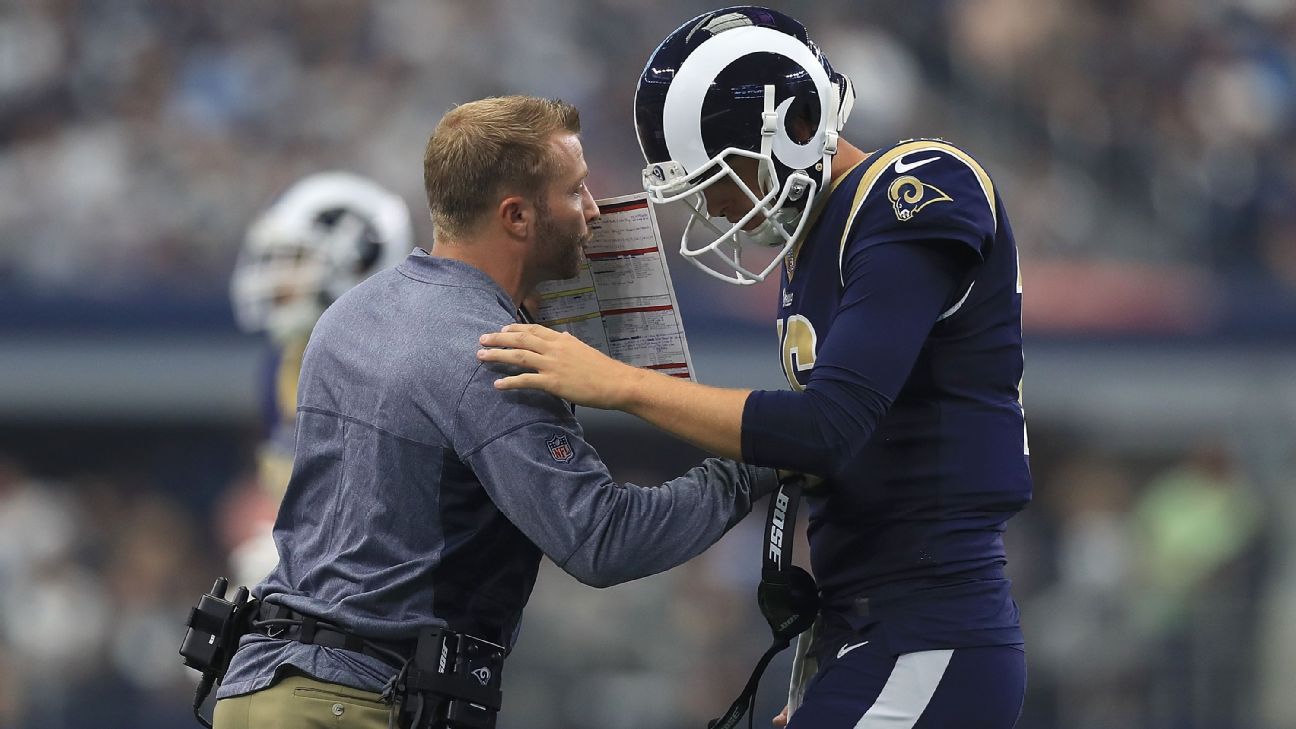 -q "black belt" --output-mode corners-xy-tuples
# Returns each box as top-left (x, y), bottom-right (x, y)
(254, 604), (414, 670)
